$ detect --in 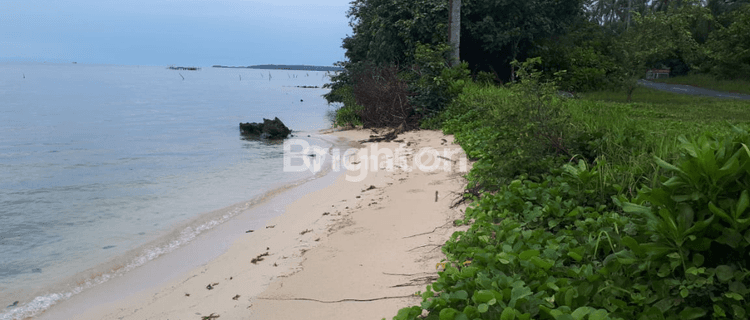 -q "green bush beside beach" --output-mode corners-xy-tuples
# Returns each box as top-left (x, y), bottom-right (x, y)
(392, 68), (750, 319)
